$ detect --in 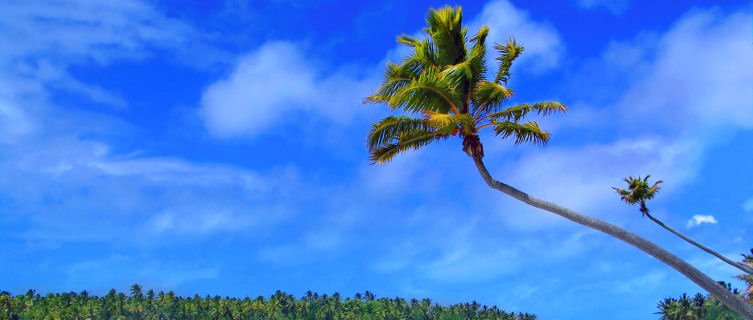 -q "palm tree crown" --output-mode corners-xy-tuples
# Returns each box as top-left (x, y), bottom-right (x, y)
(365, 5), (566, 163)
(613, 174), (663, 215)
